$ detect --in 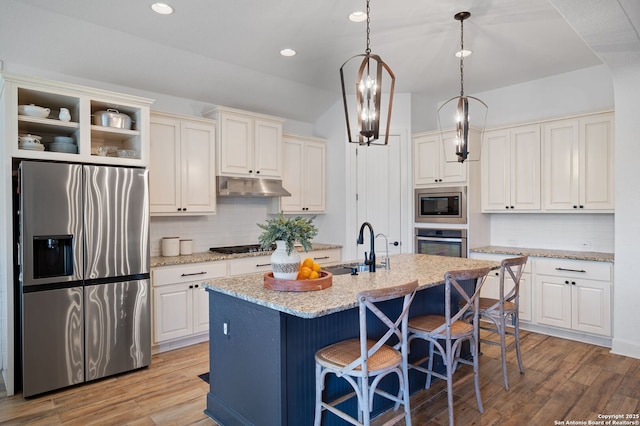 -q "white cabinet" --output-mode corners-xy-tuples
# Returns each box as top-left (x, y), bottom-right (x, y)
(274, 134), (326, 213)
(1, 72), (152, 167)
(543, 112), (614, 212)
(534, 258), (612, 336)
(152, 262), (227, 344)
(149, 112), (216, 215)
(208, 106), (284, 178)
(413, 130), (471, 186)
(481, 125), (541, 212)
(227, 248), (342, 276)
(469, 252), (532, 322)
